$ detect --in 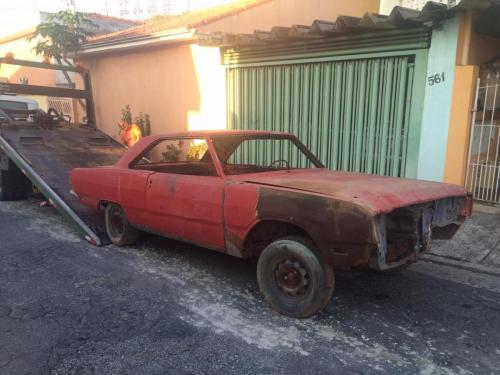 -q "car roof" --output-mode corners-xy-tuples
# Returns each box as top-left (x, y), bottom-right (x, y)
(146, 130), (294, 139)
